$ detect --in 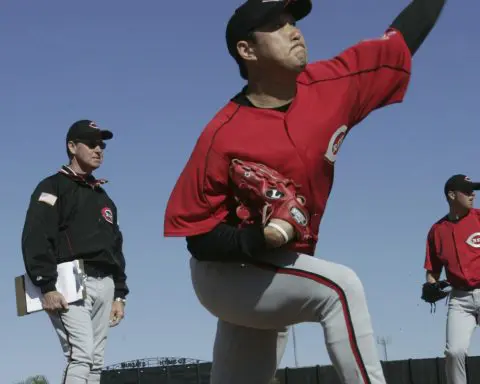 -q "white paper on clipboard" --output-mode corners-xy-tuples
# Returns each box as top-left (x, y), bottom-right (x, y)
(16, 260), (86, 316)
